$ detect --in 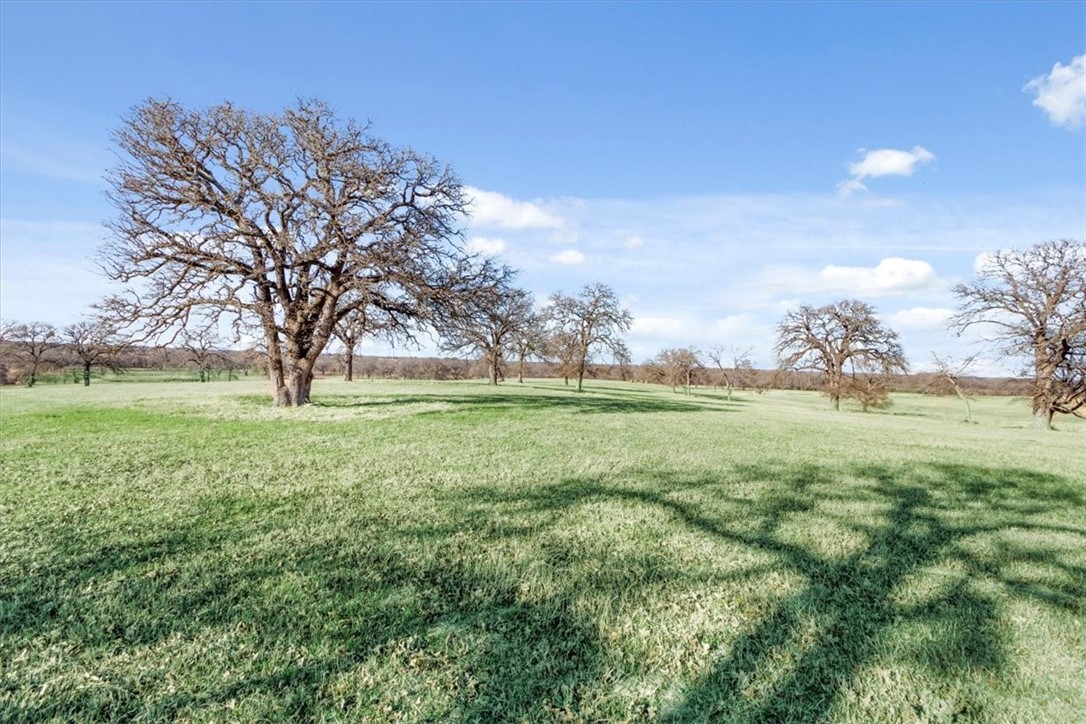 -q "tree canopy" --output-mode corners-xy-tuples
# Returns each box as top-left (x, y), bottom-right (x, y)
(546, 284), (632, 393)
(776, 300), (907, 410)
(99, 98), (492, 405)
(952, 239), (1085, 428)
